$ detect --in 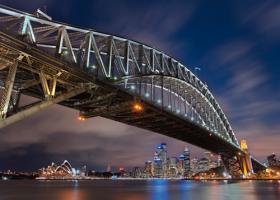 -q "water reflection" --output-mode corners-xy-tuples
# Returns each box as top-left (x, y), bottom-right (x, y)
(179, 180), (194, 200)
(58, 181), (87, 200)
(150, 180), (169, 200)
(0, 180), (279, 200)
